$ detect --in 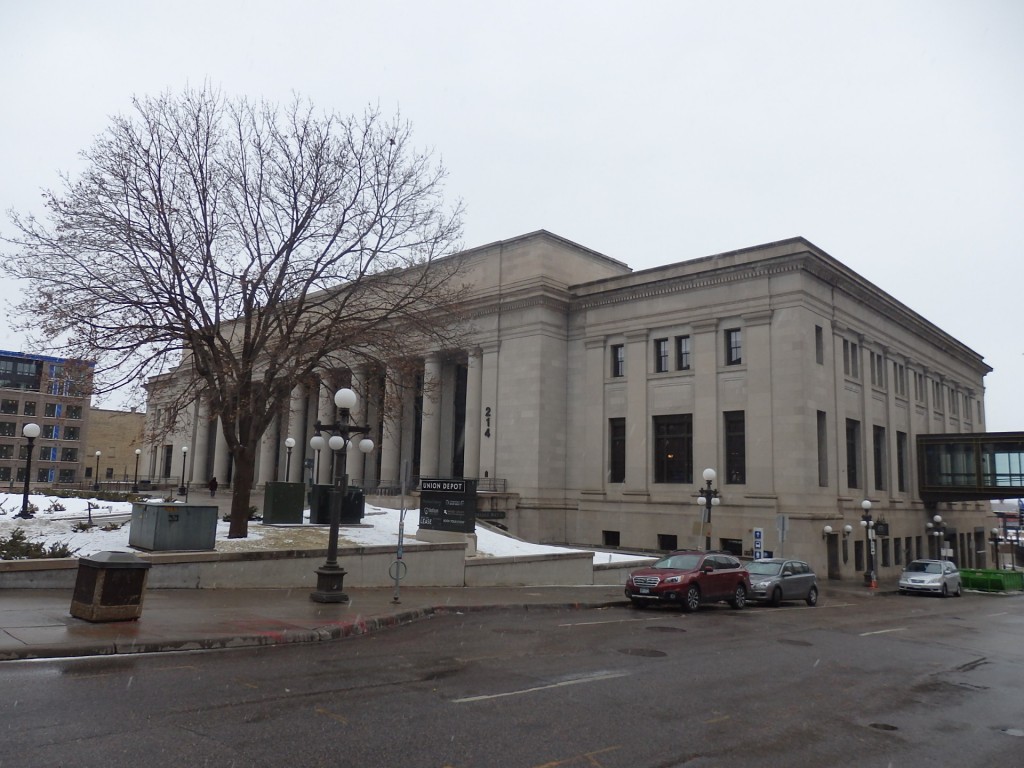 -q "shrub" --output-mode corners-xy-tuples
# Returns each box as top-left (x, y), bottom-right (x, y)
(0, 528), (78, 560)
